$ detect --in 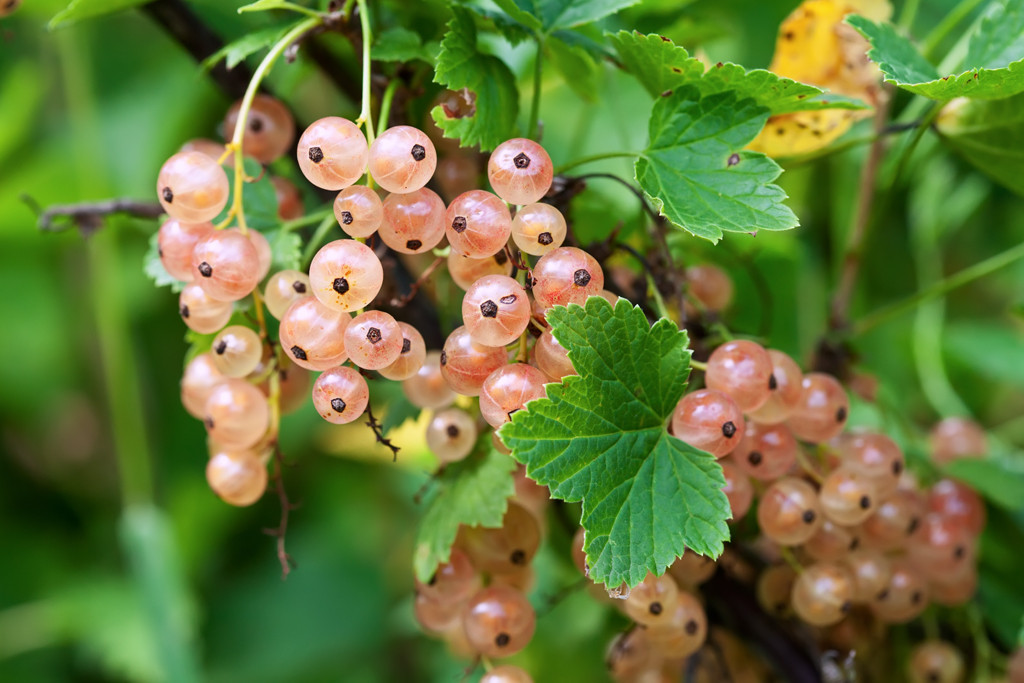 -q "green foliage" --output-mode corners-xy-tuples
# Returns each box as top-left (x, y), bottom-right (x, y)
(431, 7), (520, 151)
(413, 443), (517, 583)
(49, 0), (150, 29)
(937, 92), (1024, 195)
(636, 86), (798, 242)
(849, 6), (1024, 101)
(494, 0), (642, 32)
(203, 25), (294, 70)
(610, 31), (867, 114)
(945, 457), (1024, 511)
(143, 232), (183, 292)
(374, 27), (438, 63)
(501, 298), (730, 589)
(266, 229), (302, 271)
